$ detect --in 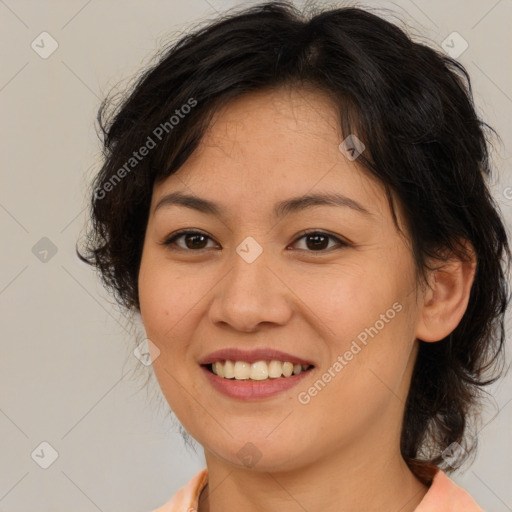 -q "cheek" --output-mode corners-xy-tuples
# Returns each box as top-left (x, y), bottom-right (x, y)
(296, 259), (401, 340)
(138, 256), (201, 338)
(138, 261), (204, 412)
(305, 256), (417, 385)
